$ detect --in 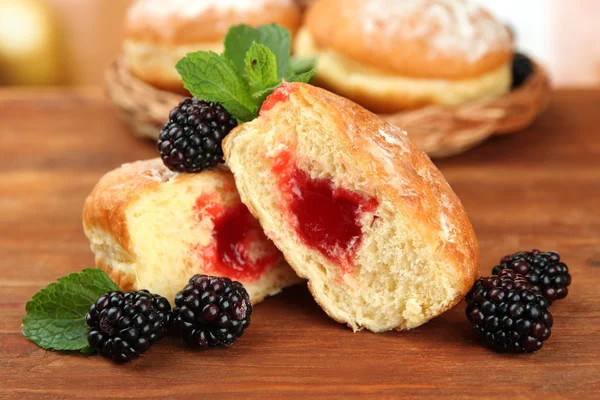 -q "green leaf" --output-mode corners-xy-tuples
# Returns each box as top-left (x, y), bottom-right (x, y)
(223, 25), (259, 74)
(245, 43), (280, 93)
(224, 24), (292, 79)
(251, 84), (281, 106)
(288, 69), (317, 84)
(250, 69), (316, 108)
(255, 24), (292, 79)
(177, 51), (258, 122)
(224, 24), (261, 76)
(22, 269), (119, 352)
(178, 24), (315, 122)
(291, 56), (316, 75)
